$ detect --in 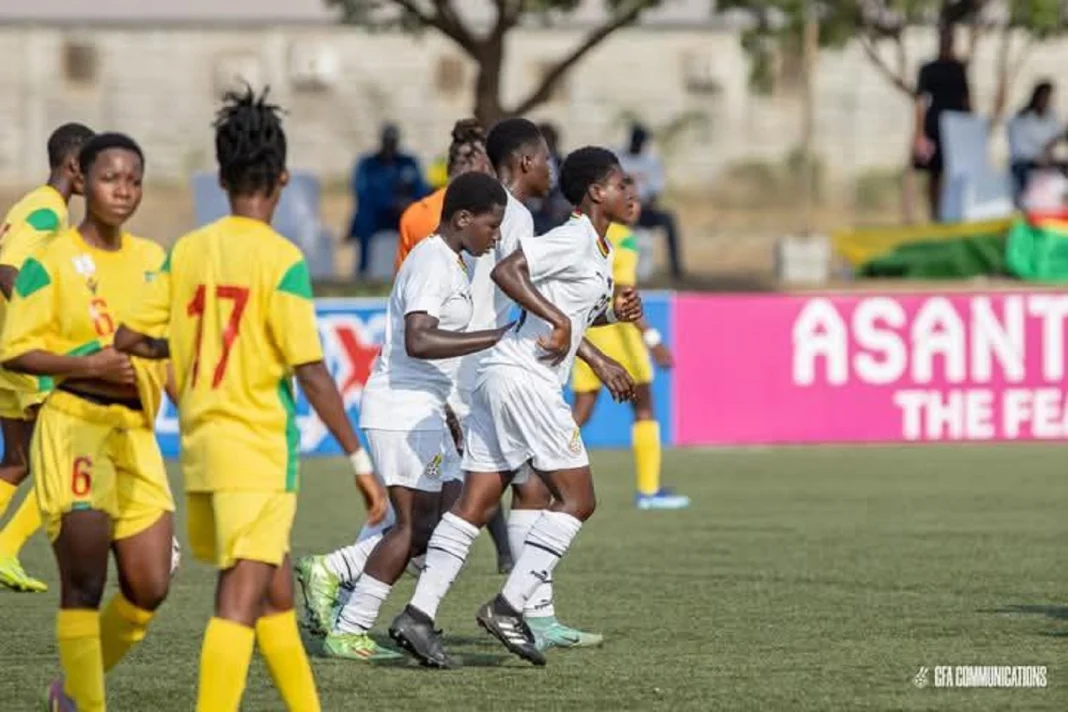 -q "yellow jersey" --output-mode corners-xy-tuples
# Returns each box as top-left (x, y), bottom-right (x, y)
(0, 228), (168, 428)
(606, 222), (639, 288)
(123, 216), (324, 493)
(0, 185), (69, 395)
